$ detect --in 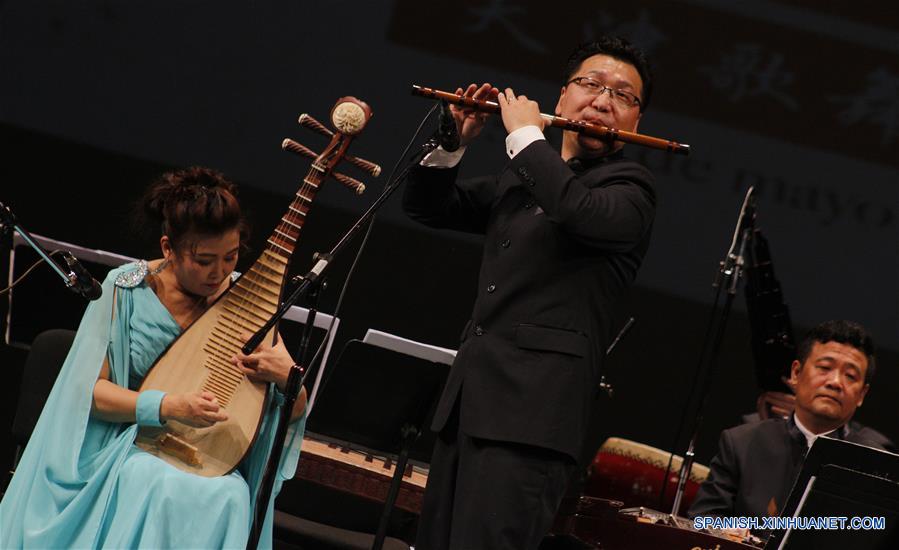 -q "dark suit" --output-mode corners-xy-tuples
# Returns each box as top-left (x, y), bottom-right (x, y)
(403, 140), (655, 549)
(689, 416), (895, 522)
